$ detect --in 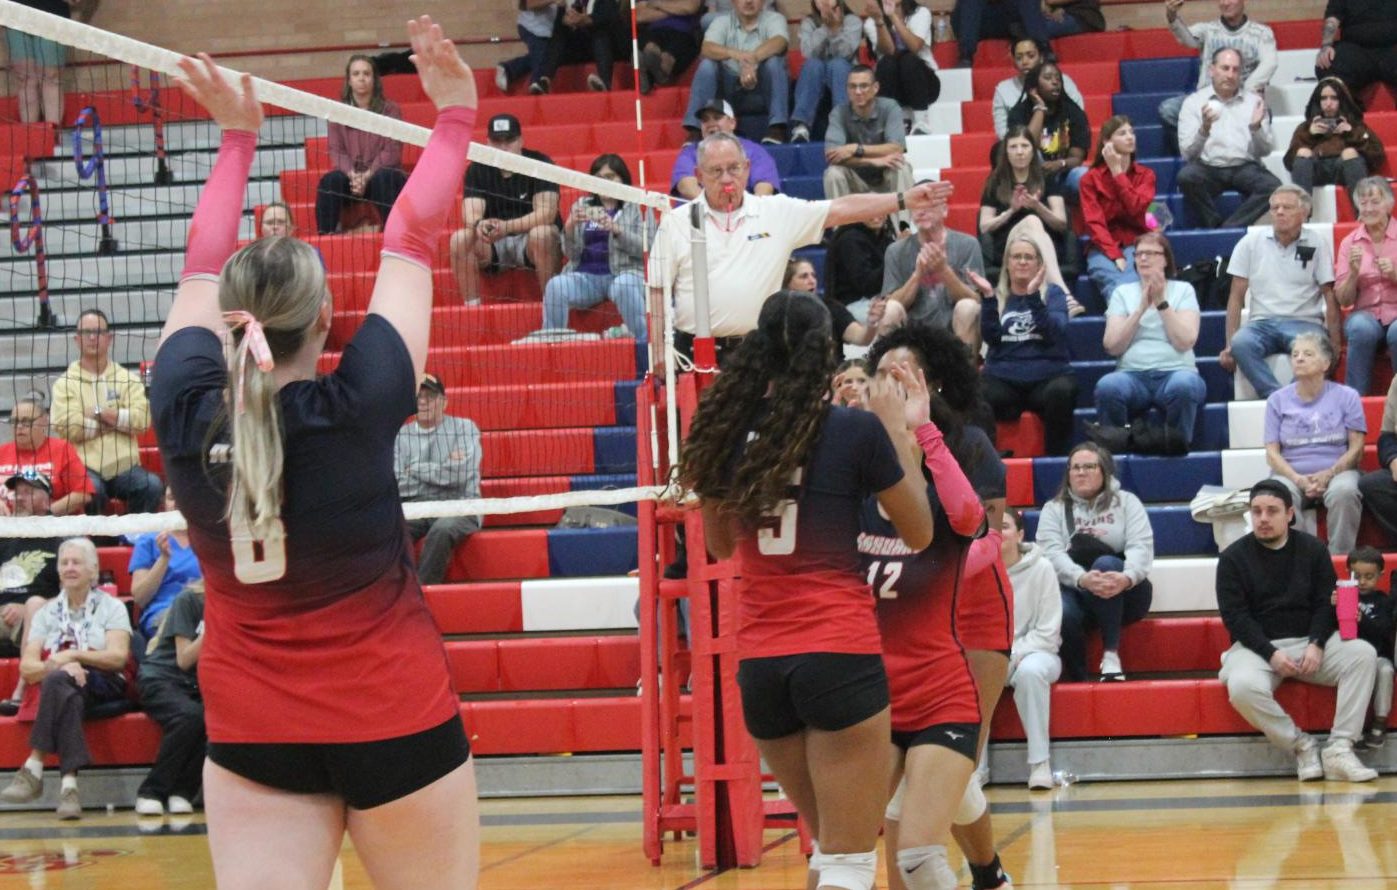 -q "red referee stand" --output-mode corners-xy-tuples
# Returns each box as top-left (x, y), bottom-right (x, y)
(638, 372), (806, 870)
